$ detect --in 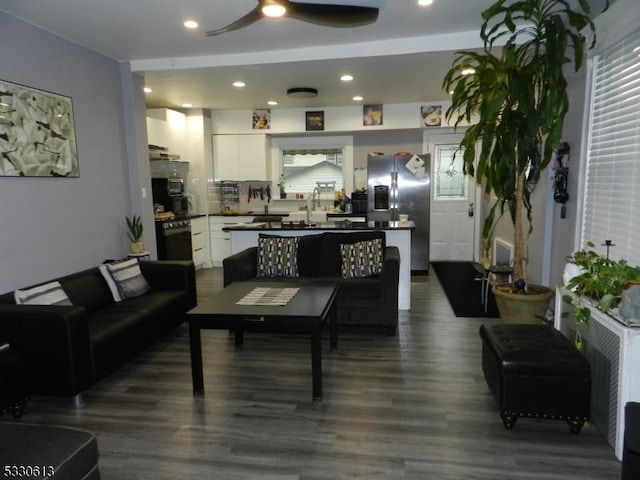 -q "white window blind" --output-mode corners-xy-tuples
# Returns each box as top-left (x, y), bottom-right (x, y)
(582, 27), (640, 264)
